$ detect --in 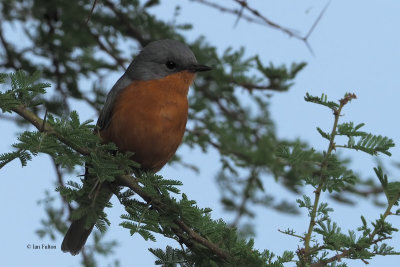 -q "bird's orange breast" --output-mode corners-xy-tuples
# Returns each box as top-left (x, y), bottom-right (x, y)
(100, 71), (196, 172)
